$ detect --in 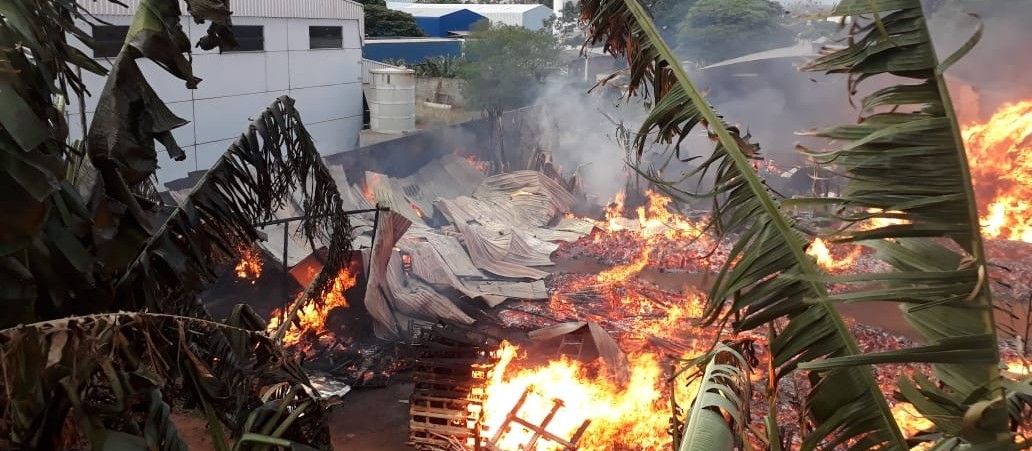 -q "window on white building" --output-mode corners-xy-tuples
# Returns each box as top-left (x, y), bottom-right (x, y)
(92, 25), (130, 58)
(309, 26), (343, 49)
(224, 26), (264, 52)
